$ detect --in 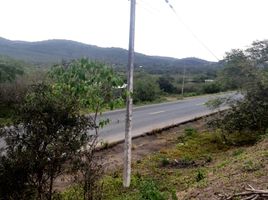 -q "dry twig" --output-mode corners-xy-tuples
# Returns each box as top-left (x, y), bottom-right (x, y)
(225, 185), (268, 200)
